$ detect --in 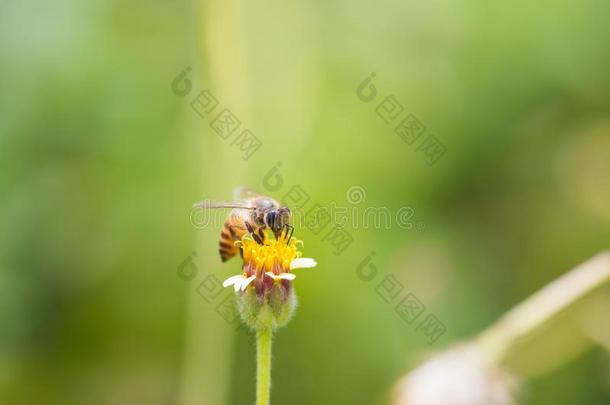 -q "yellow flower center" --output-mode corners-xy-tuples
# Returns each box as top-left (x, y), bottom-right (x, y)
(238, 232), (302, 277)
